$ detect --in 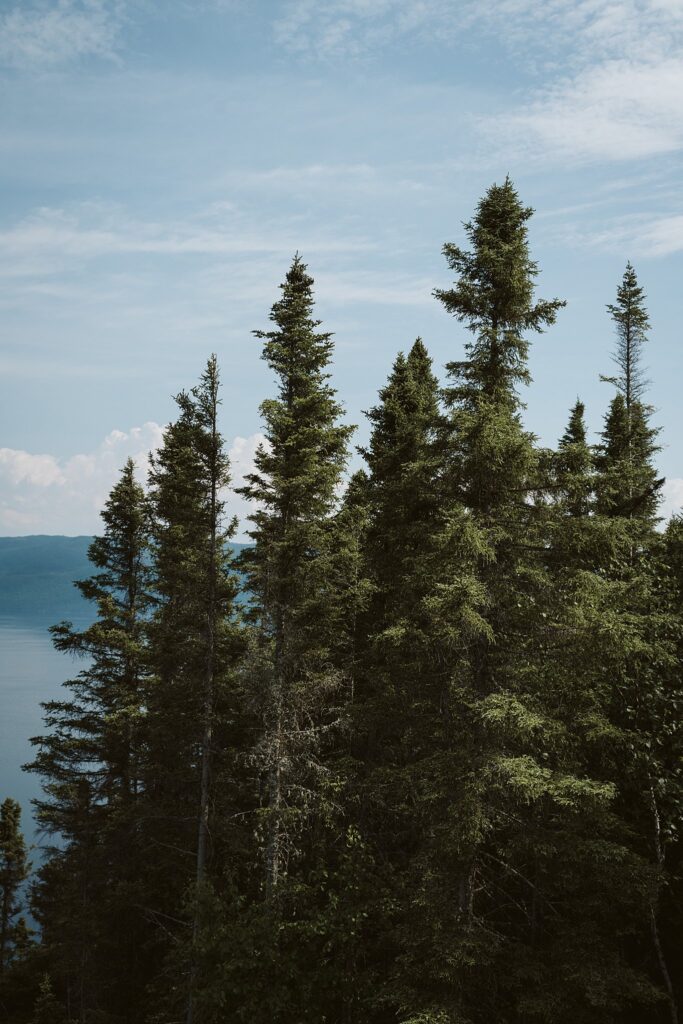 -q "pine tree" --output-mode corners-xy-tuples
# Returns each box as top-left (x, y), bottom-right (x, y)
(602, 262), (651, 414)
(348, 338), (491, 1022)
(143, 355), (244, 1023)
(592, 269), (679, 1024)
(555, 399), (592, 518)
(26, 458), (152, 1023)
(596, 264), (663, 524)
(30, 974), (68, 1024)
(0, 799), (29, 975)
(397, 178), (660, 1022)
(236, 254), (354, 1019)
